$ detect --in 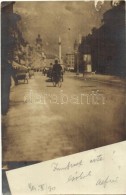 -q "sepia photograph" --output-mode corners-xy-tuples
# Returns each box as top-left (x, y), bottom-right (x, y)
(1, 0), (126, 194)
